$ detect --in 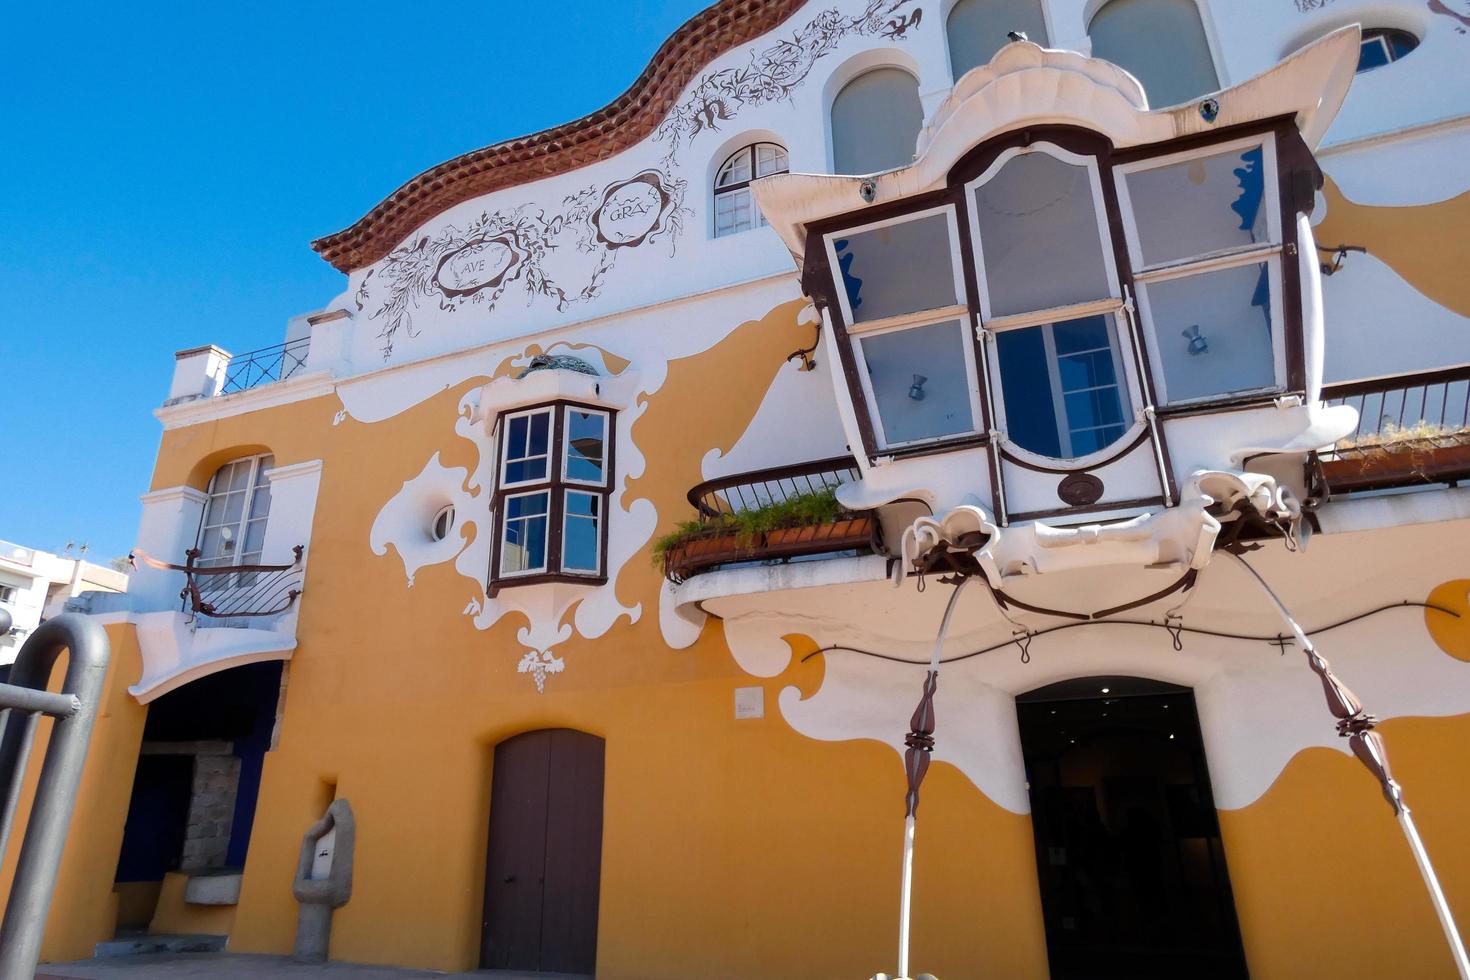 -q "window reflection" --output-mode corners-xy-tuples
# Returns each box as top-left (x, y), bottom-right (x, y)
(834, 213), (960, 323)
(564, 409), (607, 484)
(997, 315), (1130, 458)
(1124, 146), (1267, 268)
(858, 319), (974, 446)
(501, 492), (550, 575)
(562, 492), (601, 574)
(1141, 261), (1276, 403)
